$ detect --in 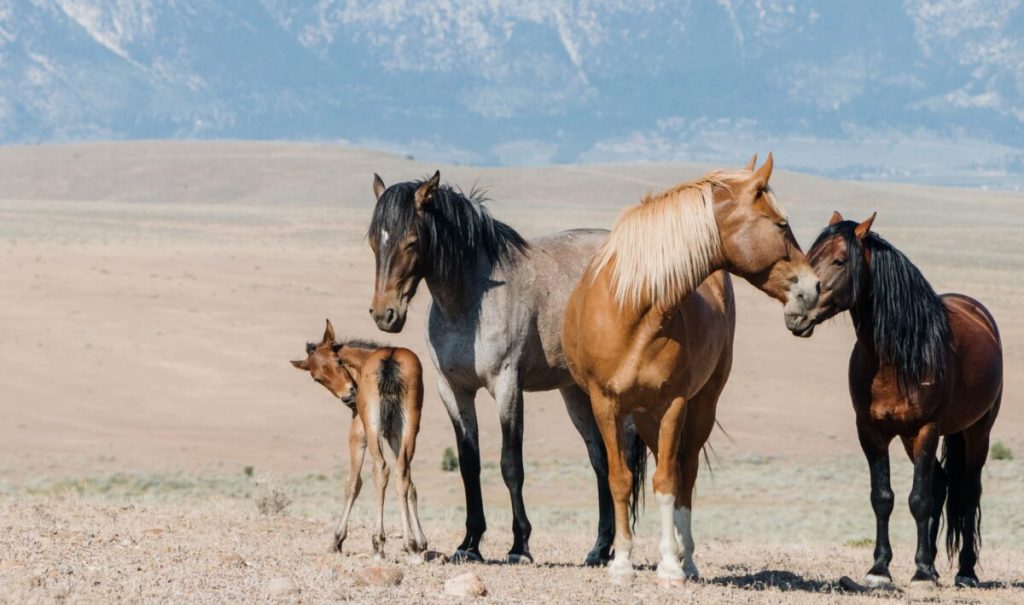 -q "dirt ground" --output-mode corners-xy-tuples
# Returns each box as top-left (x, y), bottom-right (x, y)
(0, 142), (1022, 603)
